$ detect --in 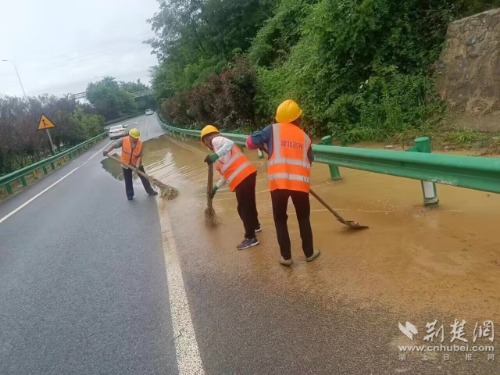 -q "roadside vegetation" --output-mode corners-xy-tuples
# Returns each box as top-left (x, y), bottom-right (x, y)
(0, 77), (155, 174)
(147, 0), (500, 144)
